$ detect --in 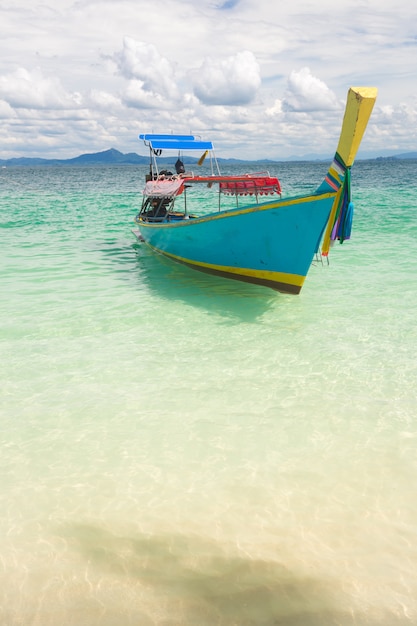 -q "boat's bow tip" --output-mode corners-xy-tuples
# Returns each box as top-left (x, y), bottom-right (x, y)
(349, 86), (378, 100)
(335, 86), (378, 168)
